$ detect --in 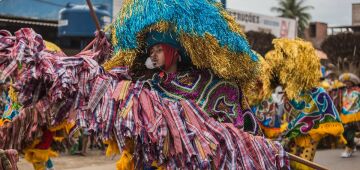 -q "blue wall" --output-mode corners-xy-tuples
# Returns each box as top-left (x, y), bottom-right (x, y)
(0, 0), (113, 20)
